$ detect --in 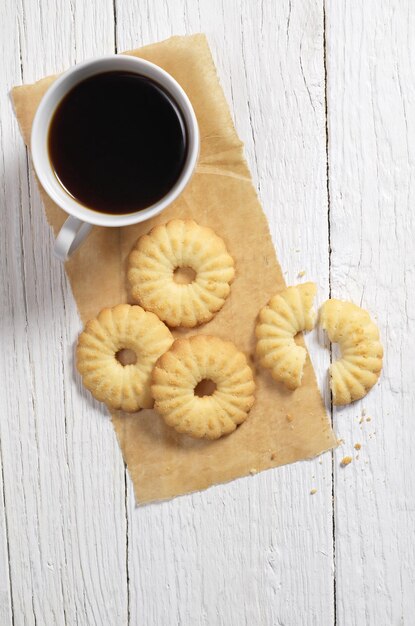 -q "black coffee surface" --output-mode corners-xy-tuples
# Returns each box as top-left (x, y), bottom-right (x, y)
(48, 71), (187, 214)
